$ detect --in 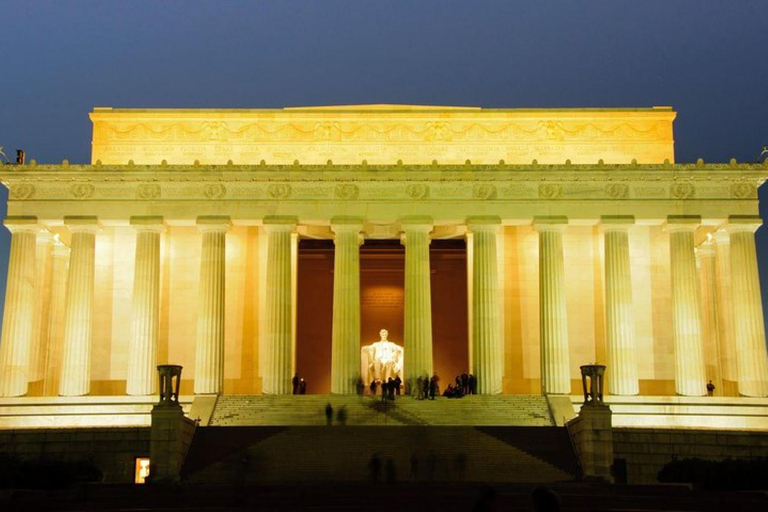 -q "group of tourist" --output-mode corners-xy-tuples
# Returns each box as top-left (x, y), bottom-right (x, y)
(291, 373), (307, 395)
(443, 372), (477, 398)
(370, 376), (403, 402)
(414, 375), (440, 400)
